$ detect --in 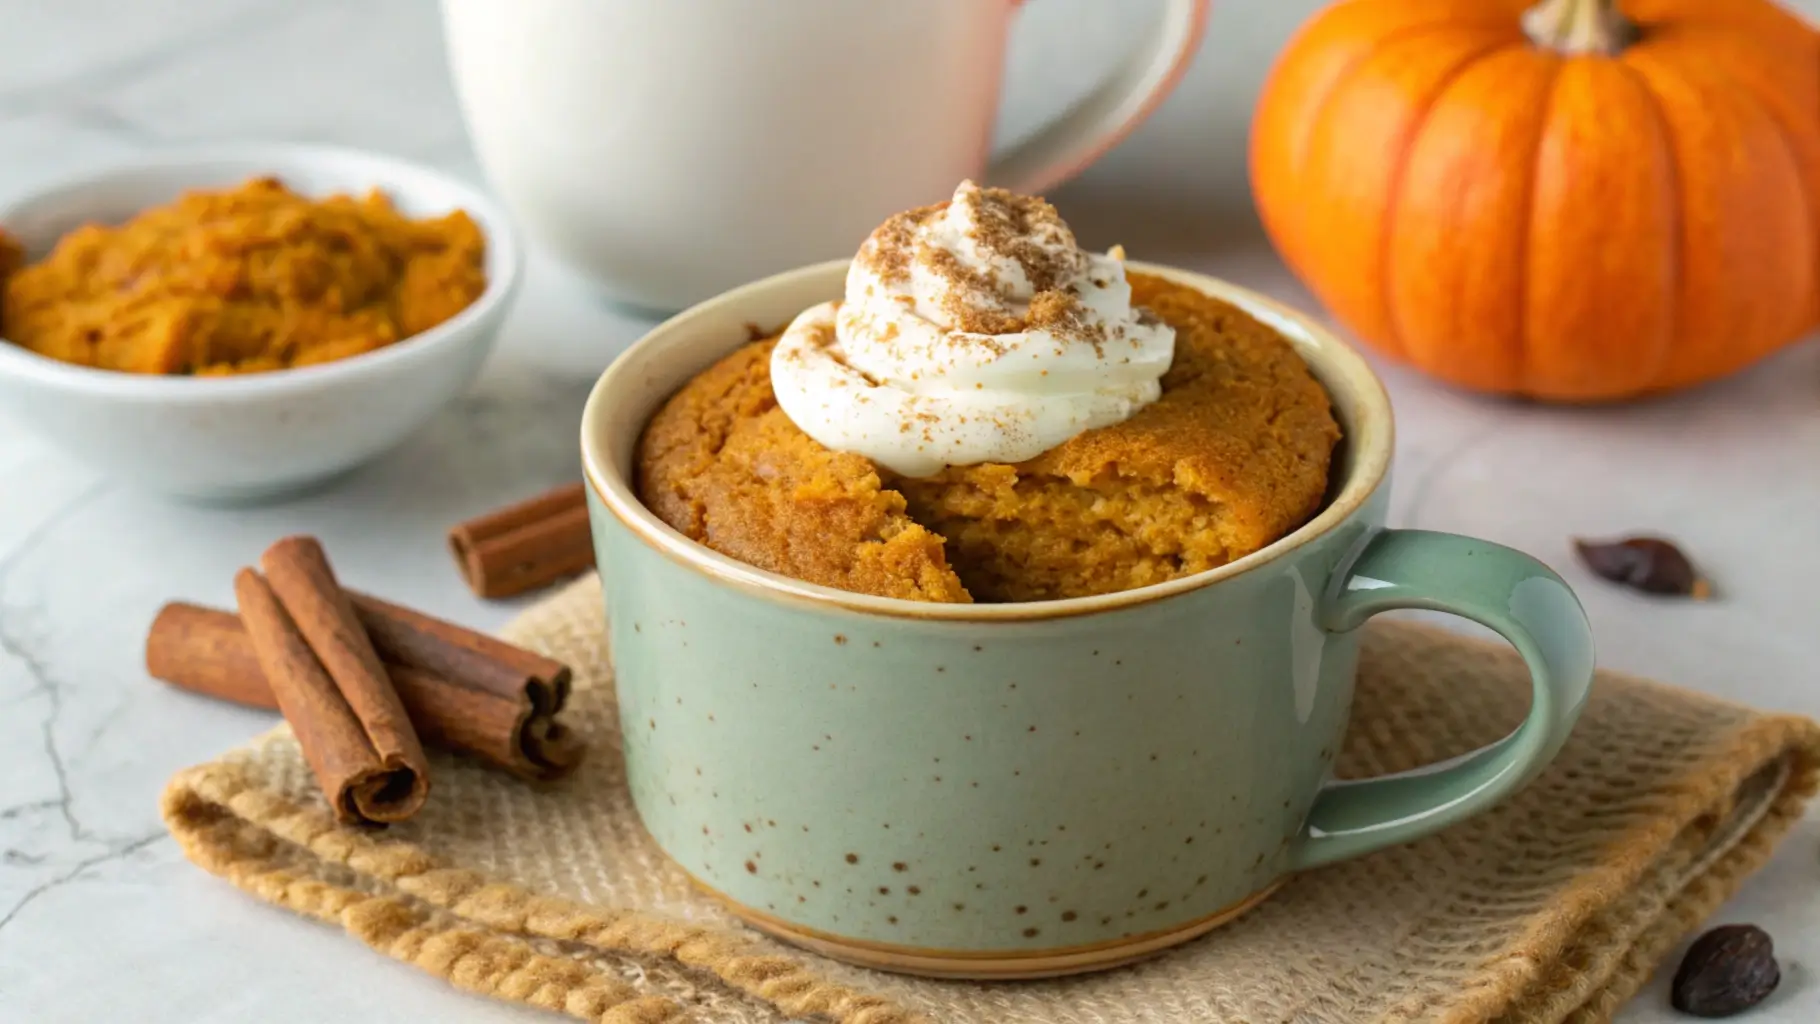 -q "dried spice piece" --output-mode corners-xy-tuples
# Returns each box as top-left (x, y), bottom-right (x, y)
(1573, 535), (1711, 599)
(448, 482), (595, 600)
(1672, 924), (1779, 1017)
